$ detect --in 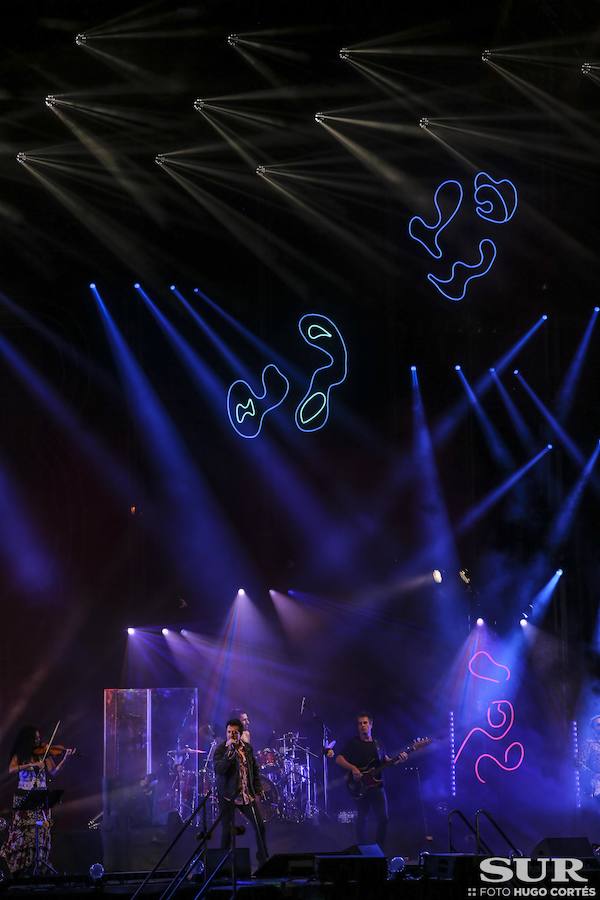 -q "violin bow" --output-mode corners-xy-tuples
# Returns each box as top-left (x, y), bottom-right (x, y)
(39, 720), (61, 766)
